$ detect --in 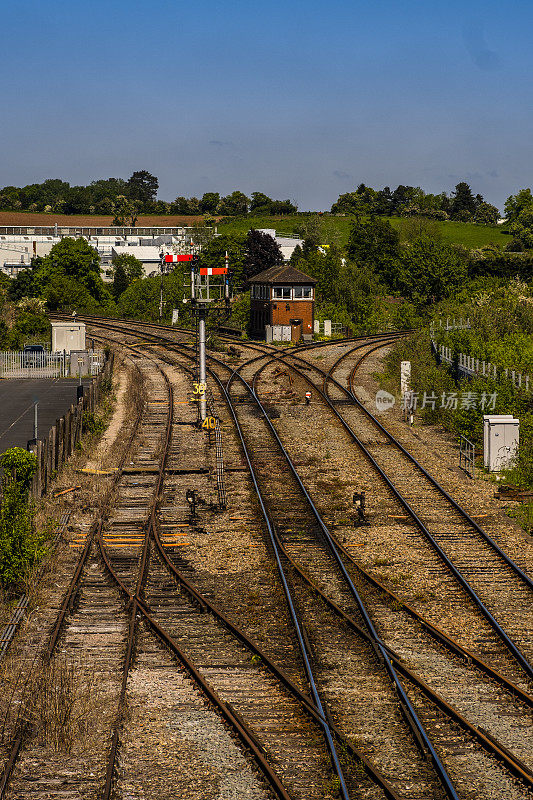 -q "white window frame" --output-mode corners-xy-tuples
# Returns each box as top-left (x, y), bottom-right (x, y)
(294, 286), (312, 299)
(273, 286), (291, 299)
